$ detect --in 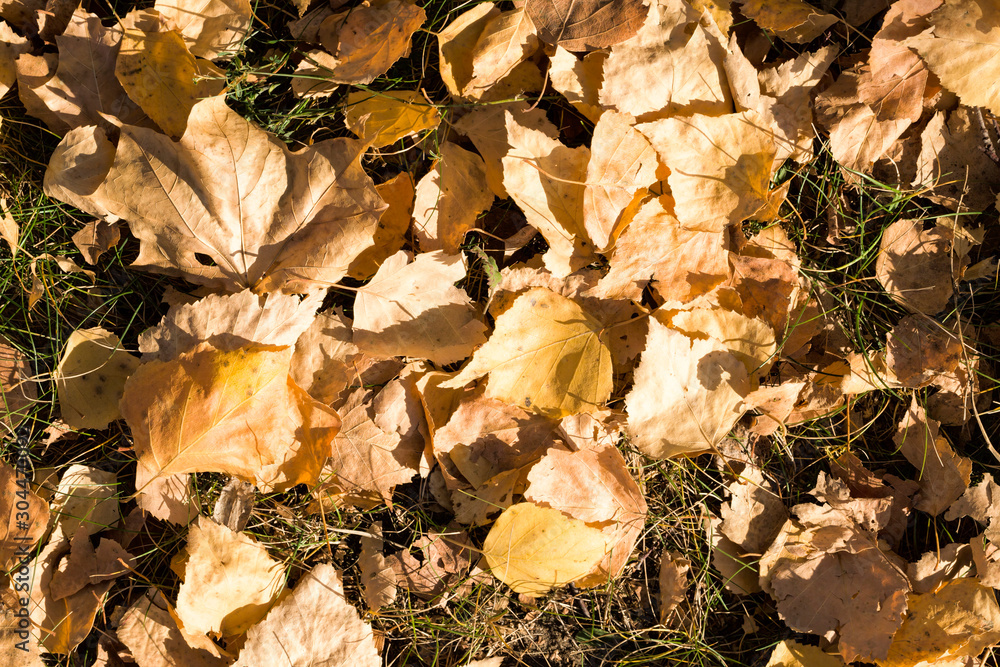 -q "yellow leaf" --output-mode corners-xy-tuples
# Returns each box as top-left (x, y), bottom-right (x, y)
(154, 0), (251, 59)
(740, 0), (838, 43)
(443, 287), (613, 418)
(437, 2), (500, 97)
(116, 11), (225, 137)
(548, 47), (605, 123)
(625, 318), (749, 458)
(347, 173), (414, 280)
(482, 502), (608, 594)
(118, 591), (228, 666)
(465, 8), (539, 100)
(412, 142), (494, 254)
(120, 342), (339, 492)
(175, 516), (286, 637)
(766, 640), (846, 667)
(55, 327), (139, 430)
(344, 90), (440, 148)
